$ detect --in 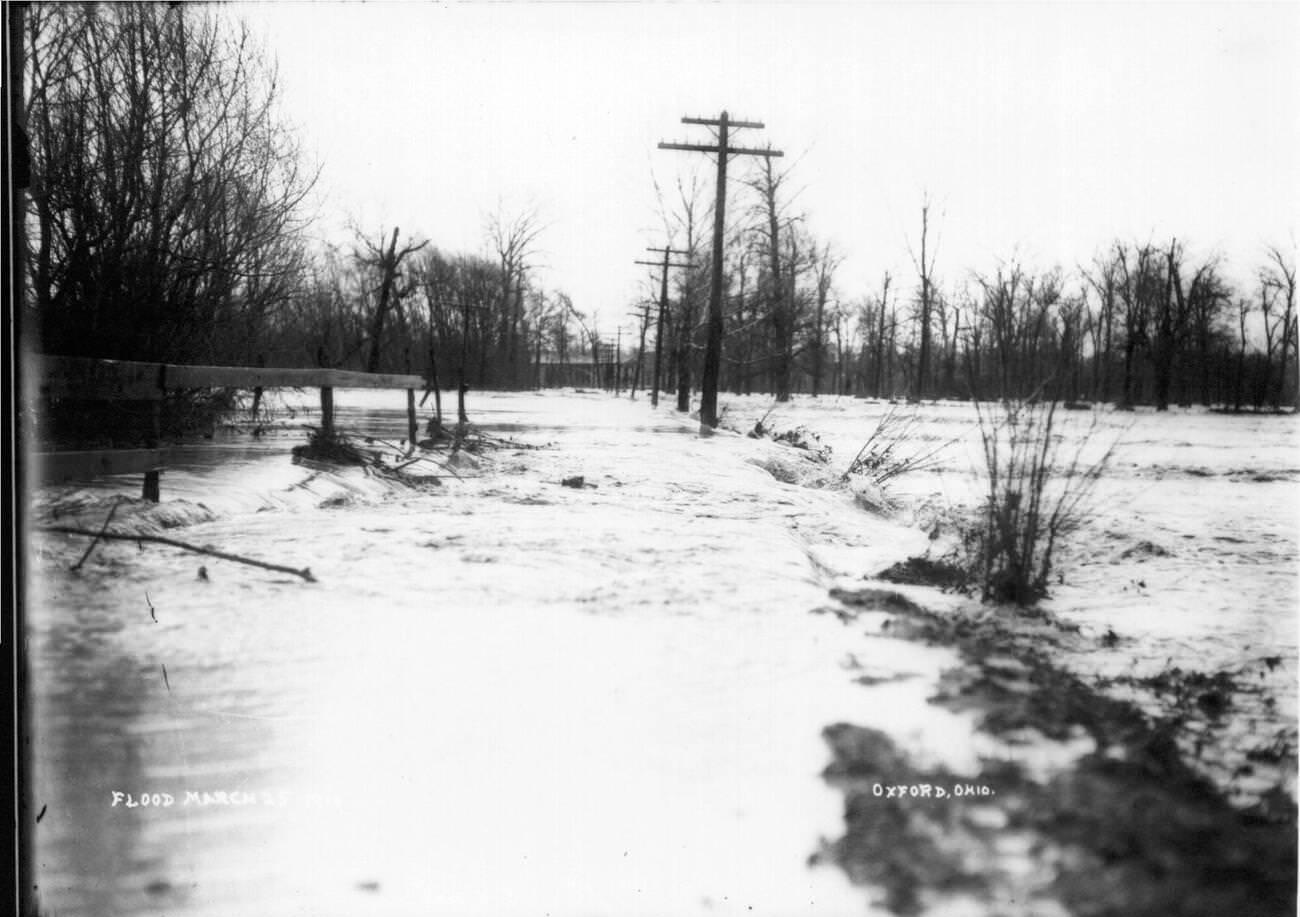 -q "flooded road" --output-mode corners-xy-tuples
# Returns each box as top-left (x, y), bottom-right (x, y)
(30, 391), (967, 917)
(27, 390), (1297, 915)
